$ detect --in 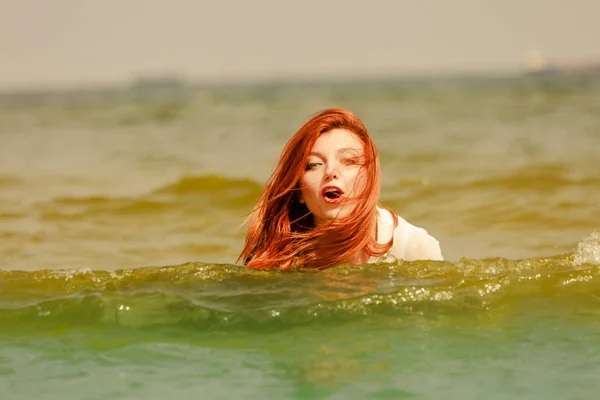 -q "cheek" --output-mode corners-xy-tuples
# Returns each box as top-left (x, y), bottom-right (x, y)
(347, 167), (368, 194)
(299, 175), (320, 197)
